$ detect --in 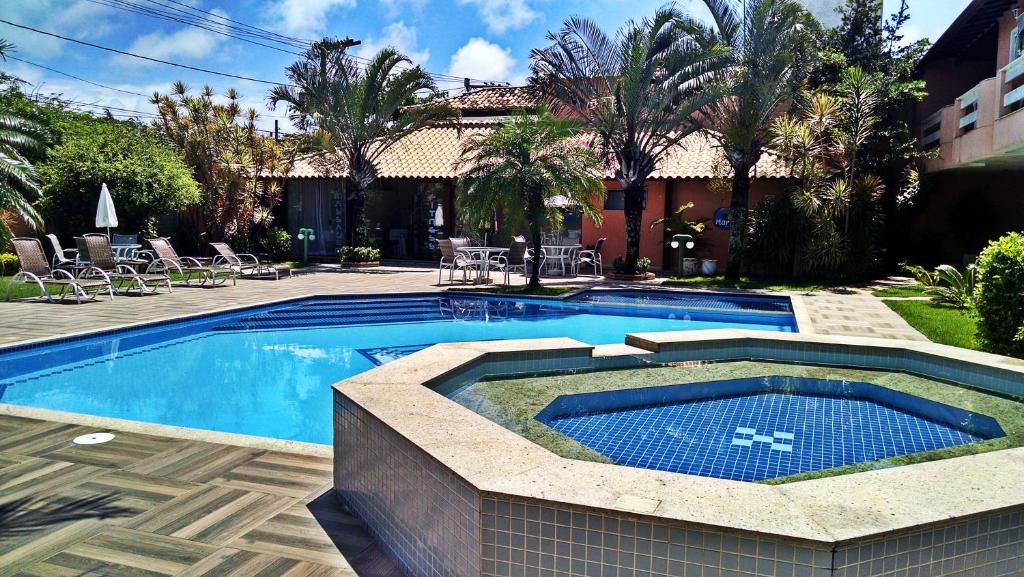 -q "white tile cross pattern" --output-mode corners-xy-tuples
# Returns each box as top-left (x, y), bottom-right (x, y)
(731, 427), (795, 452)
